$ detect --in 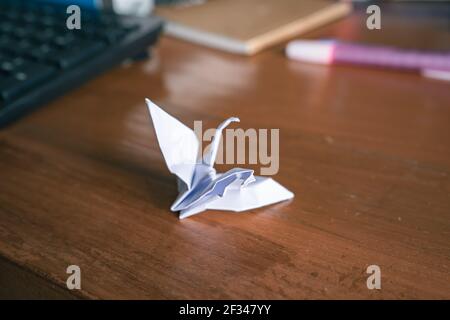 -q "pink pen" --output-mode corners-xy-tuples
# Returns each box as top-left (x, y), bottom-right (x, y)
(286, 40), (450, 74)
